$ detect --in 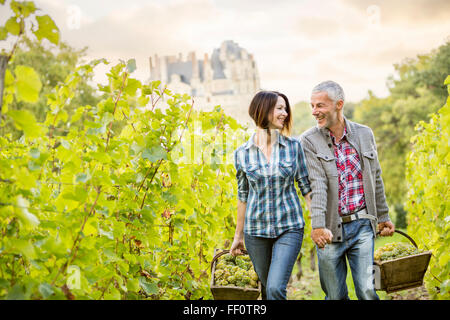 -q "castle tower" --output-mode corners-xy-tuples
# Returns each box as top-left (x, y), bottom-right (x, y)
(148, 41), (260, 125)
